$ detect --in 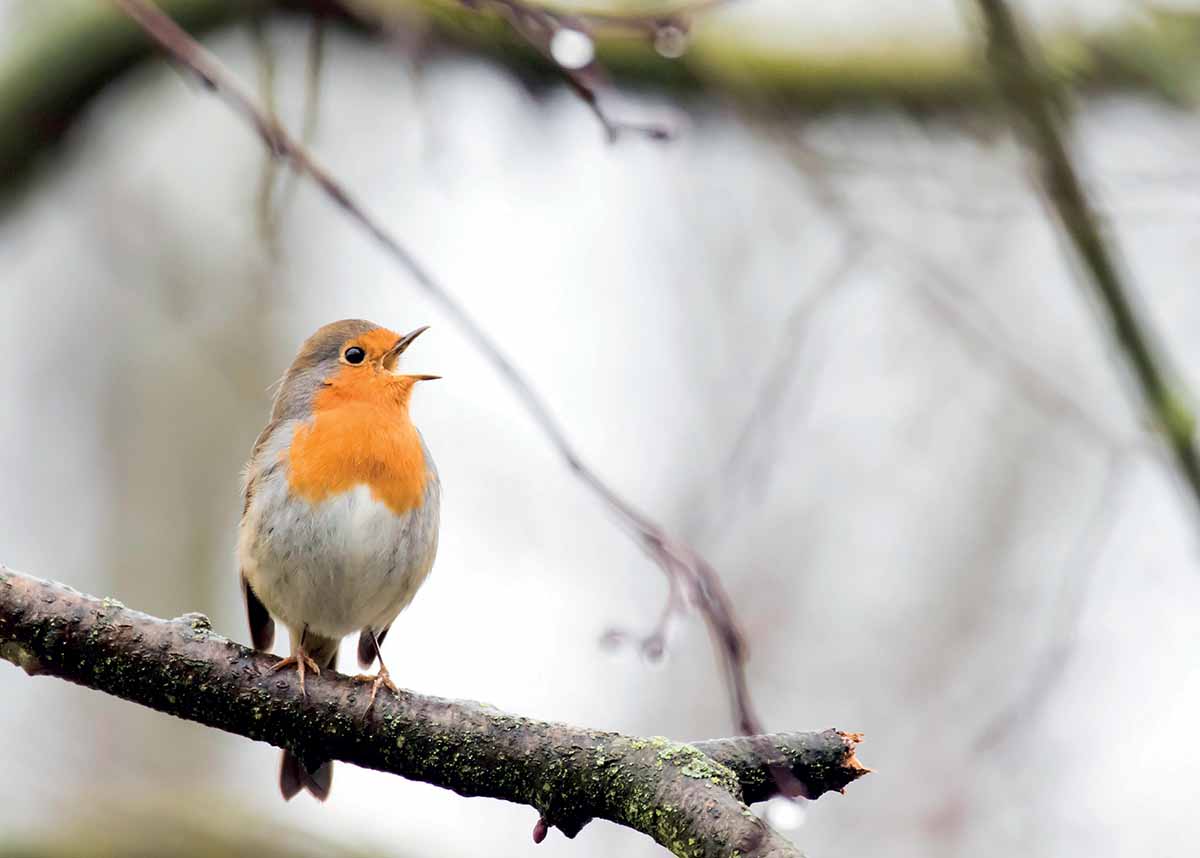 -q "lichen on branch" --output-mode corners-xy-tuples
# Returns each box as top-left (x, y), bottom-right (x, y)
(0, 566), (866, 858)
